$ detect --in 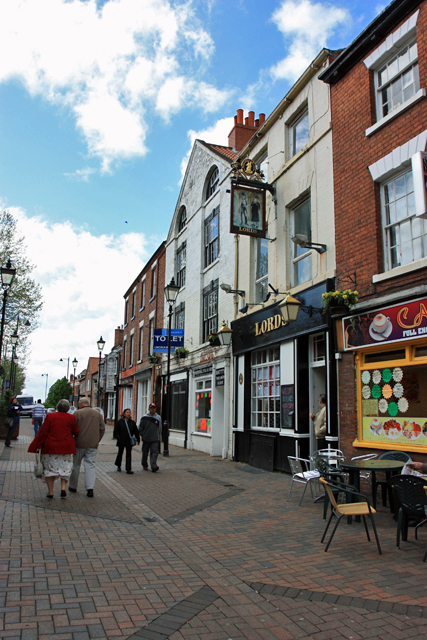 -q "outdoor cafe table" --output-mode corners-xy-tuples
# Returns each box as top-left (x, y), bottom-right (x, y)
(339, 459), (405, 512)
